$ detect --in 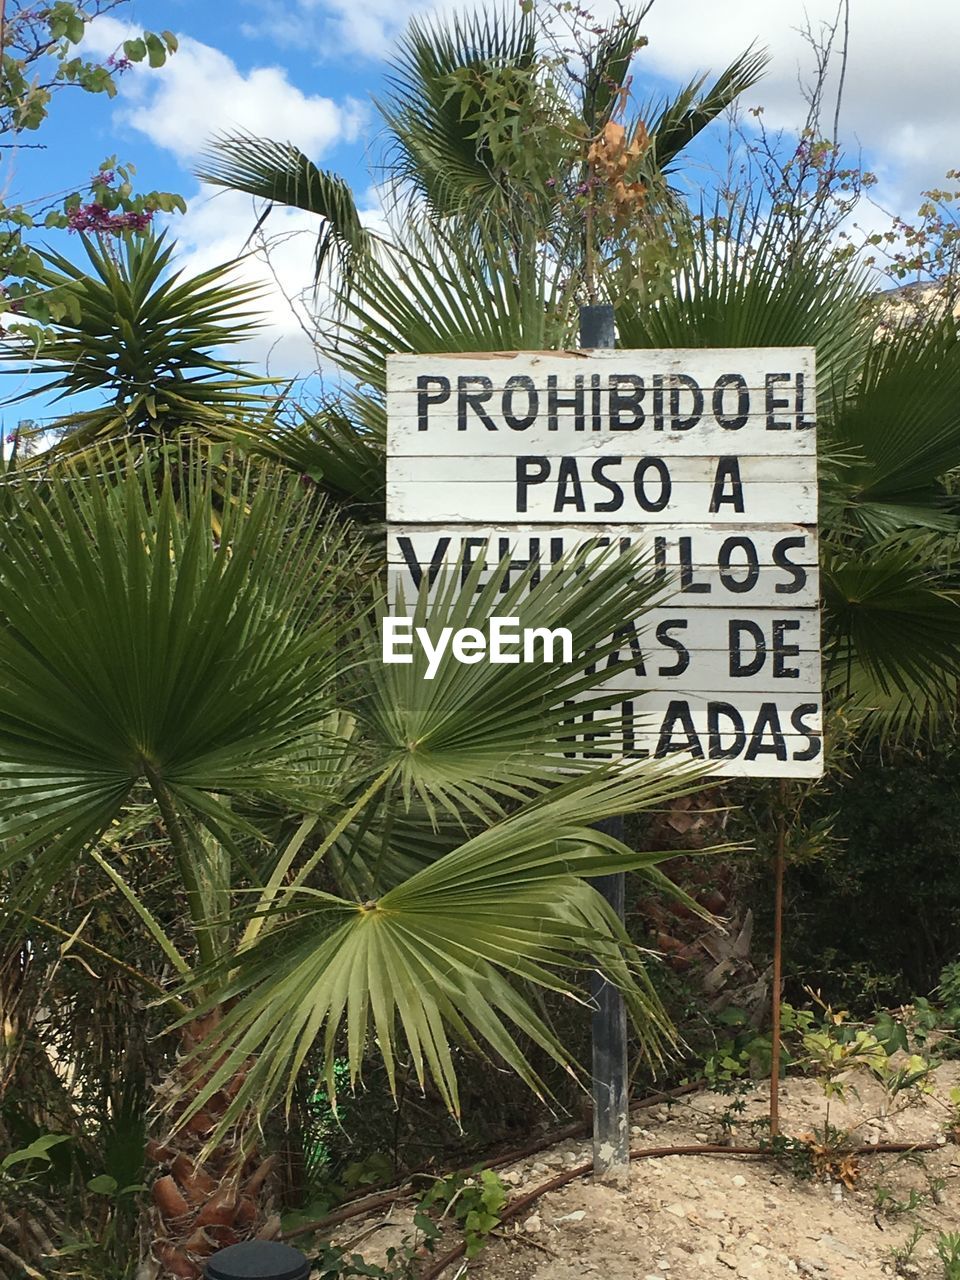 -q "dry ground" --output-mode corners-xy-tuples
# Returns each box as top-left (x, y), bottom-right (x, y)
(342, 1064), (960, 1280)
